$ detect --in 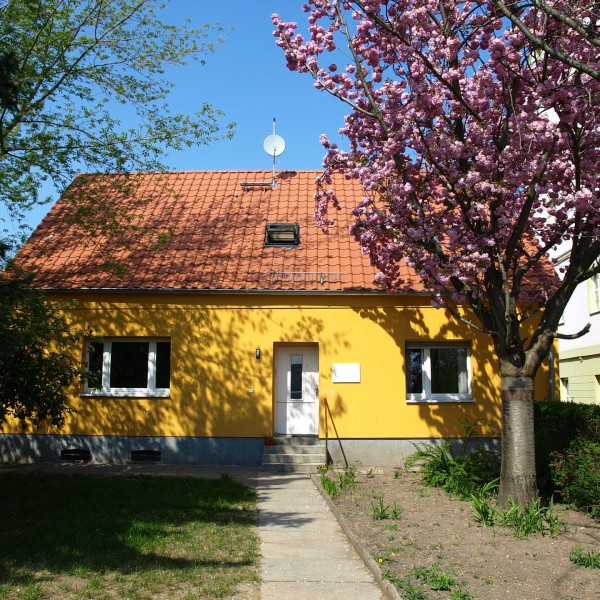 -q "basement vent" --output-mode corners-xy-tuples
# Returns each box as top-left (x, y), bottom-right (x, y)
(60, 448), (91, 462)
(130, 449), (162, 462)
(265, 223), (300, 247)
